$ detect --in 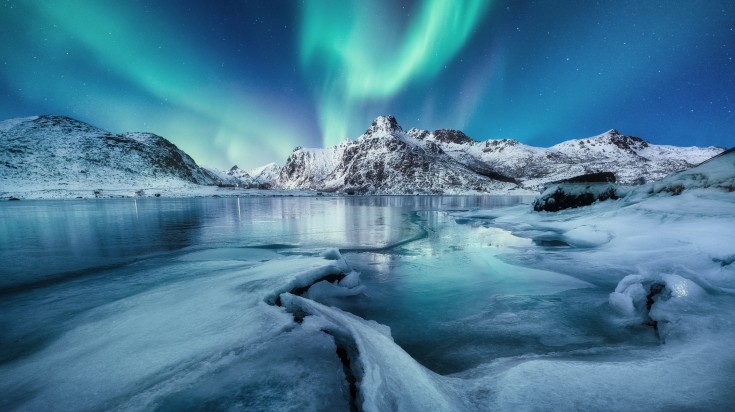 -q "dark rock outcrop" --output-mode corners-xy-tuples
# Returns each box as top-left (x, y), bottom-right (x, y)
(533, 172), (620, 212)
(556, 171), (616, 184)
